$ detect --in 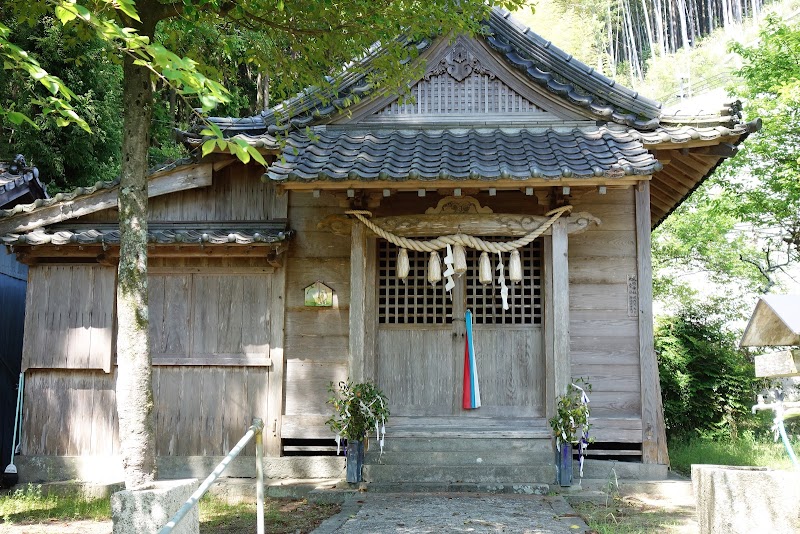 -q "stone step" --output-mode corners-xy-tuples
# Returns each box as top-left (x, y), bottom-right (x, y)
(362, 463), (555, 484)
(363, 481), (551, 495)
(365, 449), (553, 466)
(377, 437), (553, 453)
